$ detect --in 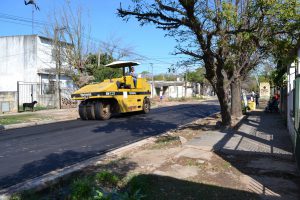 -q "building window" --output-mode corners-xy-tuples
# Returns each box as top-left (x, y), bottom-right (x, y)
(42, 81), (55, 94)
